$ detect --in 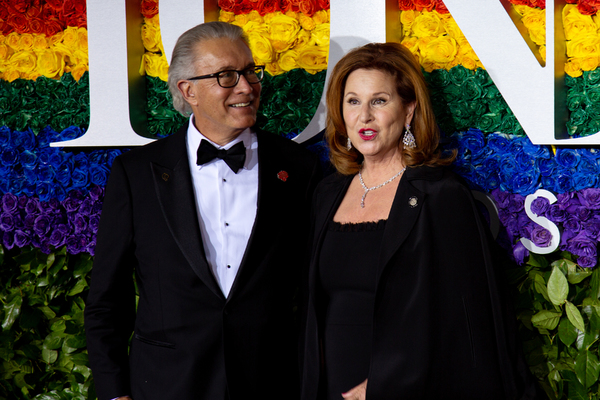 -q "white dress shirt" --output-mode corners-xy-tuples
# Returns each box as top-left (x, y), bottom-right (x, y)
(186, 117), (259, 297)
